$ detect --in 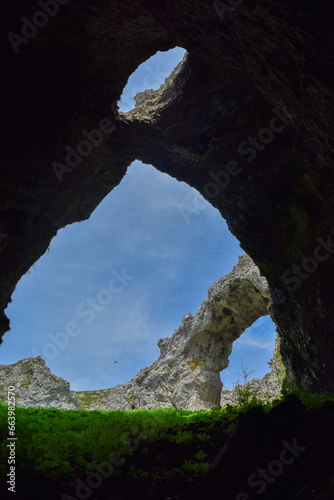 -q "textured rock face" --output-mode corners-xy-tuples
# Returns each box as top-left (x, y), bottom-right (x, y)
(76, 255), (271, 411)
(1, 1), (334, 394)
(220, 336), (284, 407)
(0, 356), (79, 409)
(0, 257), (278, 411)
